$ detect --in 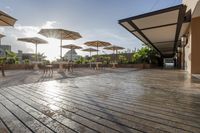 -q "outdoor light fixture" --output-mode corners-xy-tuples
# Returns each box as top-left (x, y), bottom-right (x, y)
(180, 34), (188, 70)
(177, 47), (182, 52)
(181, 35), (188, 47)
